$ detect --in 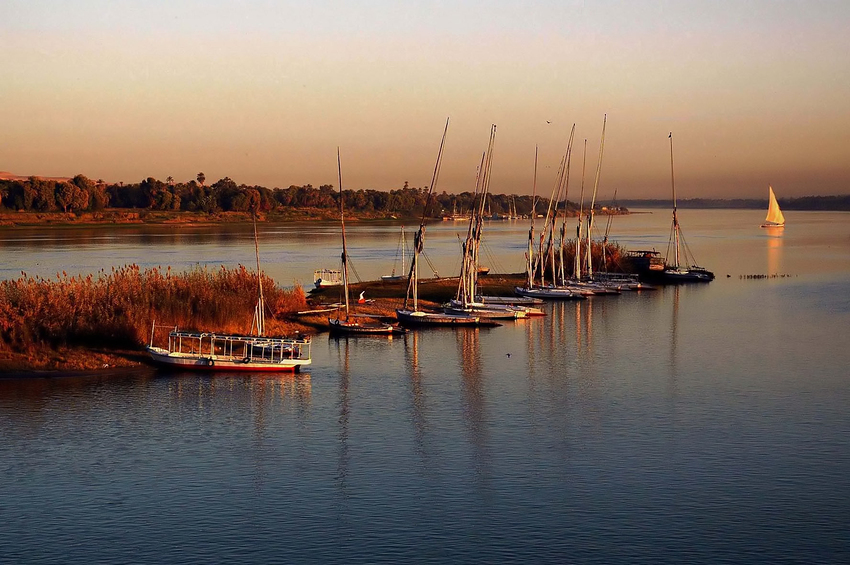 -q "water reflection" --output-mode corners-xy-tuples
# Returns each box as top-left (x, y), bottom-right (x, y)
(765, 227), (785, 275)
(403, 331), (429, 468)
(669, 285), (680, 395)
(456, 328), (491, 490)
(331, 337), (352, 499)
